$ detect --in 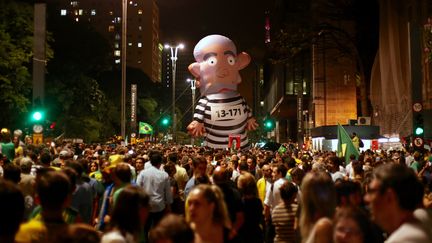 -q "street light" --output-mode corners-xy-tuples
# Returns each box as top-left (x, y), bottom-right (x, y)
(165, 43), (184, 143)
(187, 78), (197, 115)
